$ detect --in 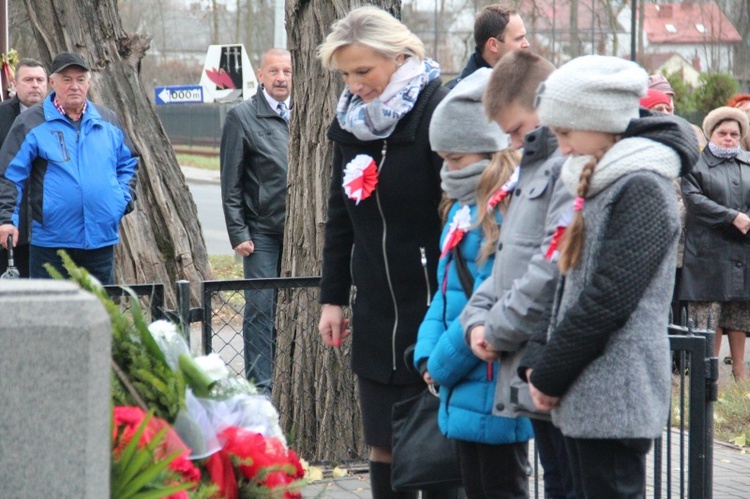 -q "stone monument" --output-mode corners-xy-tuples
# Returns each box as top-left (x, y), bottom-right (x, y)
(0, 280), (111, 497)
